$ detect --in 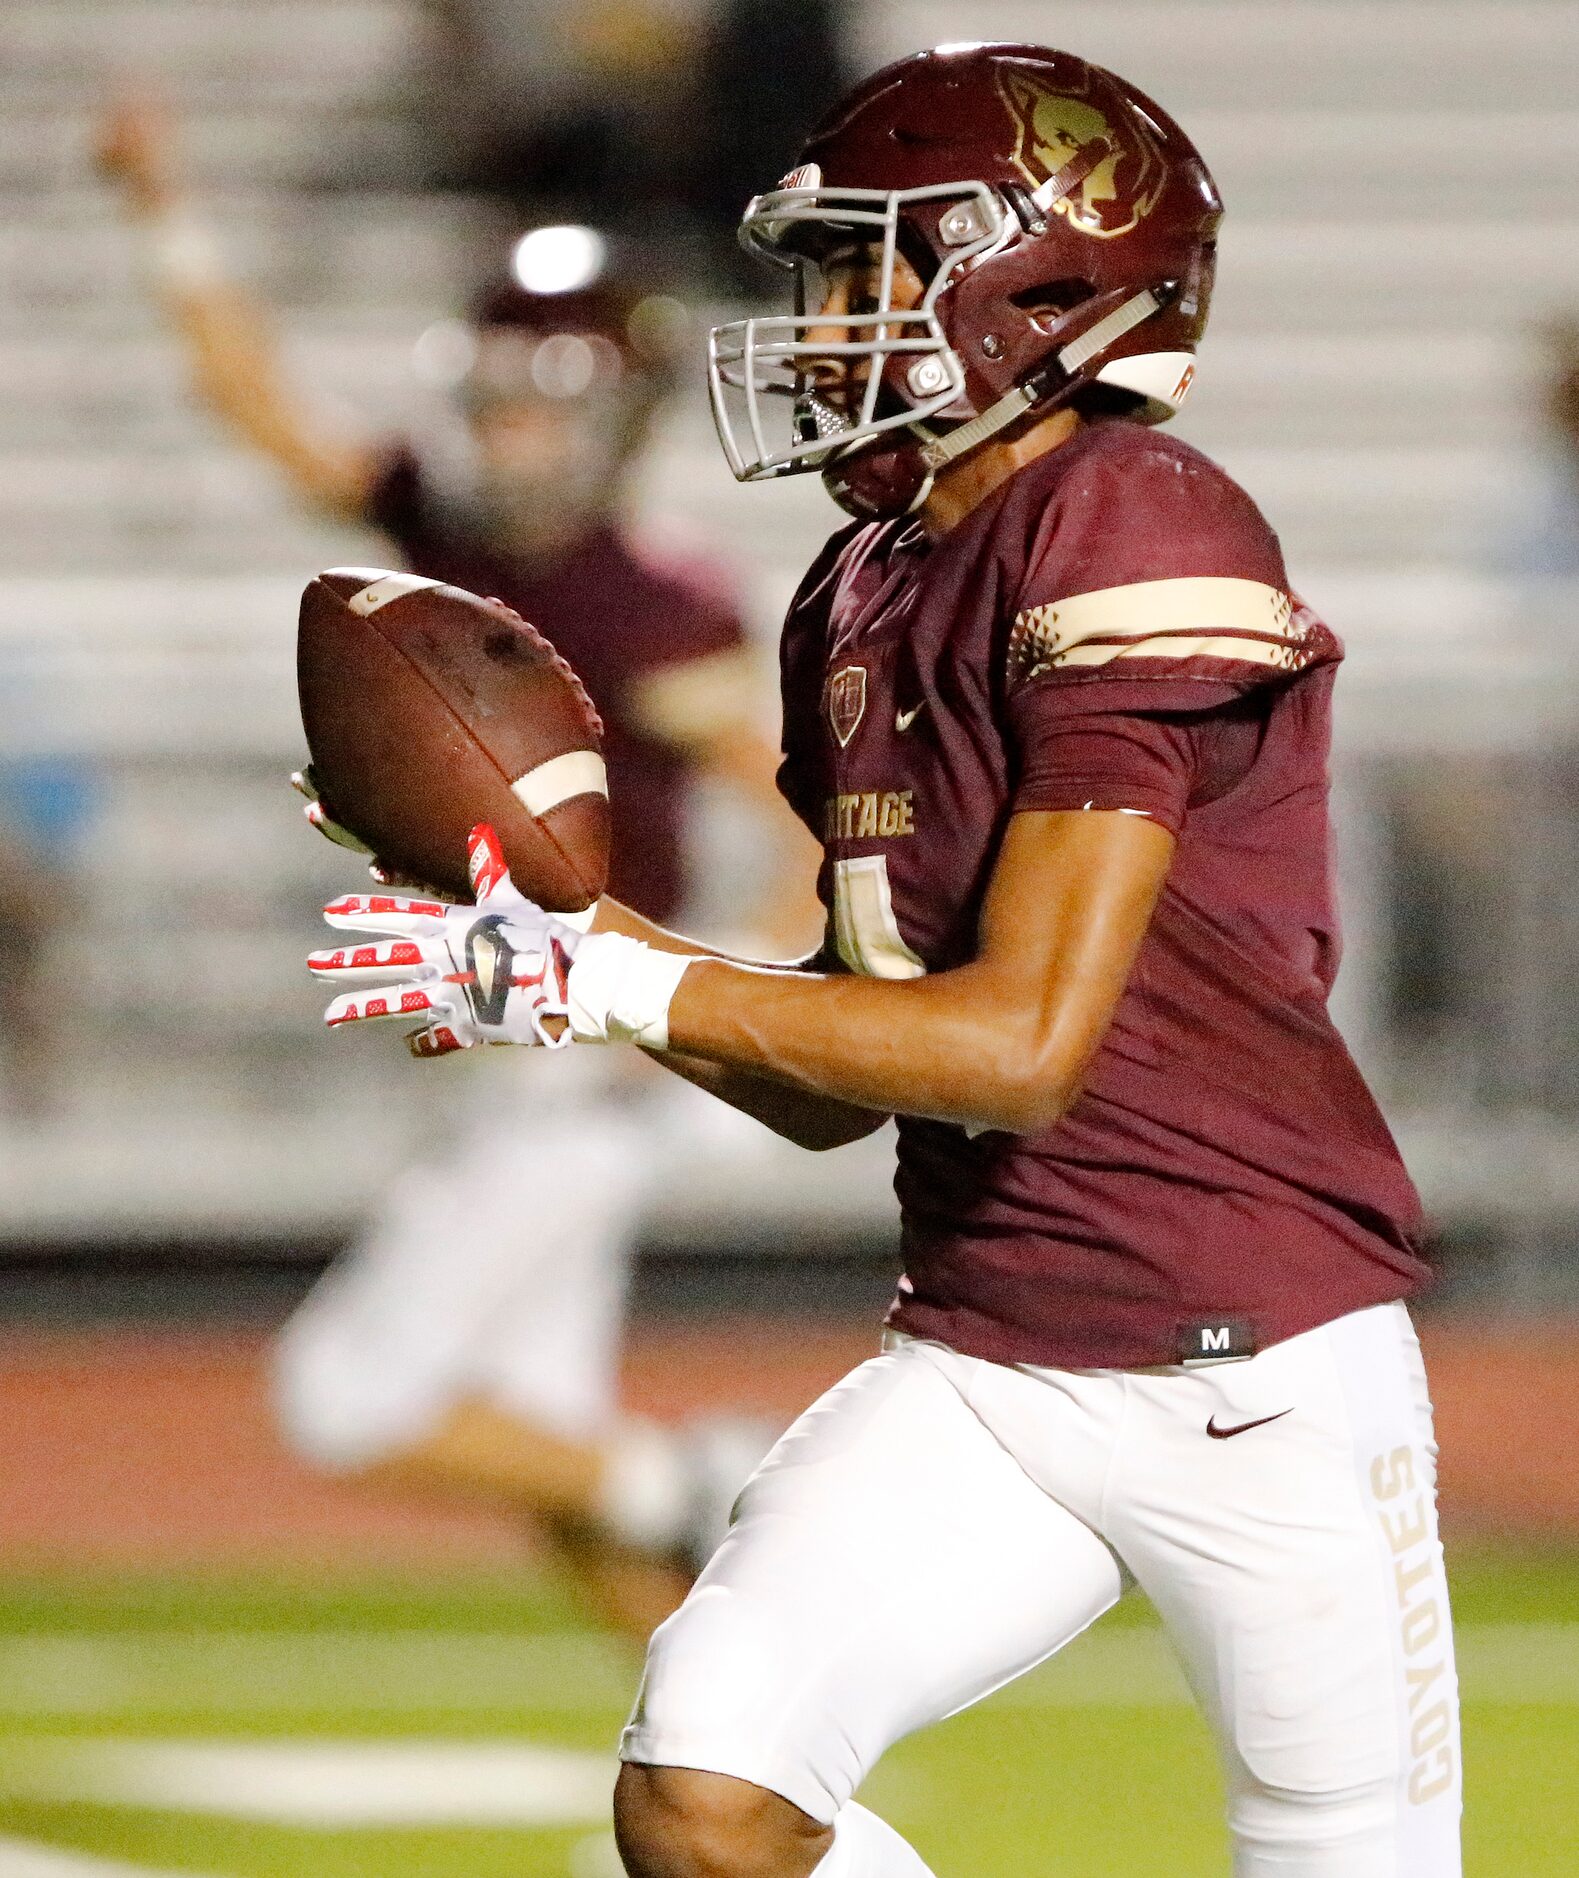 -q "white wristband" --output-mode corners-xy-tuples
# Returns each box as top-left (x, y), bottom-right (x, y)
(555, 900), (599, 935)
(566, 932), (692, 1050)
